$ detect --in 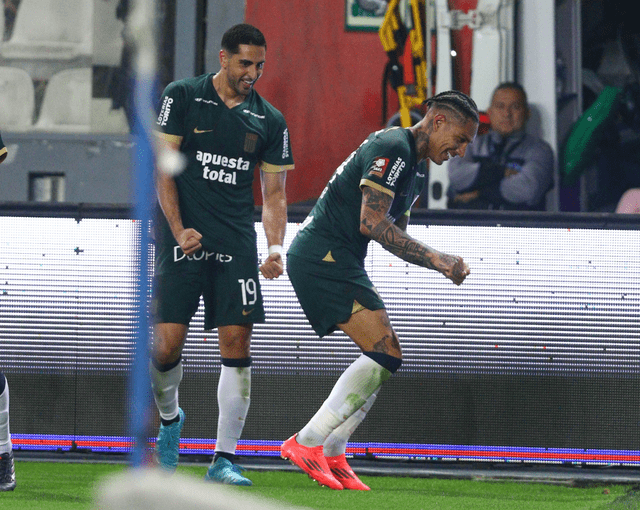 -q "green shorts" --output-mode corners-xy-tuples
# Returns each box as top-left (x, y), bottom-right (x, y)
(287, 253), (385, 338)
(152, 244), (265, 330)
